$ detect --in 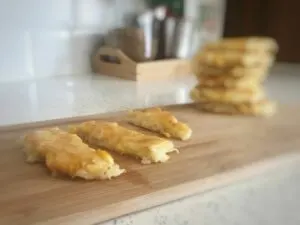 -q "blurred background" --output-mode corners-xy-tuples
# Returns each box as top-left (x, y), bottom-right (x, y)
(0, 0), (298, 83)
(224, 0), (300, 63)
(0, 0), (224, 82)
